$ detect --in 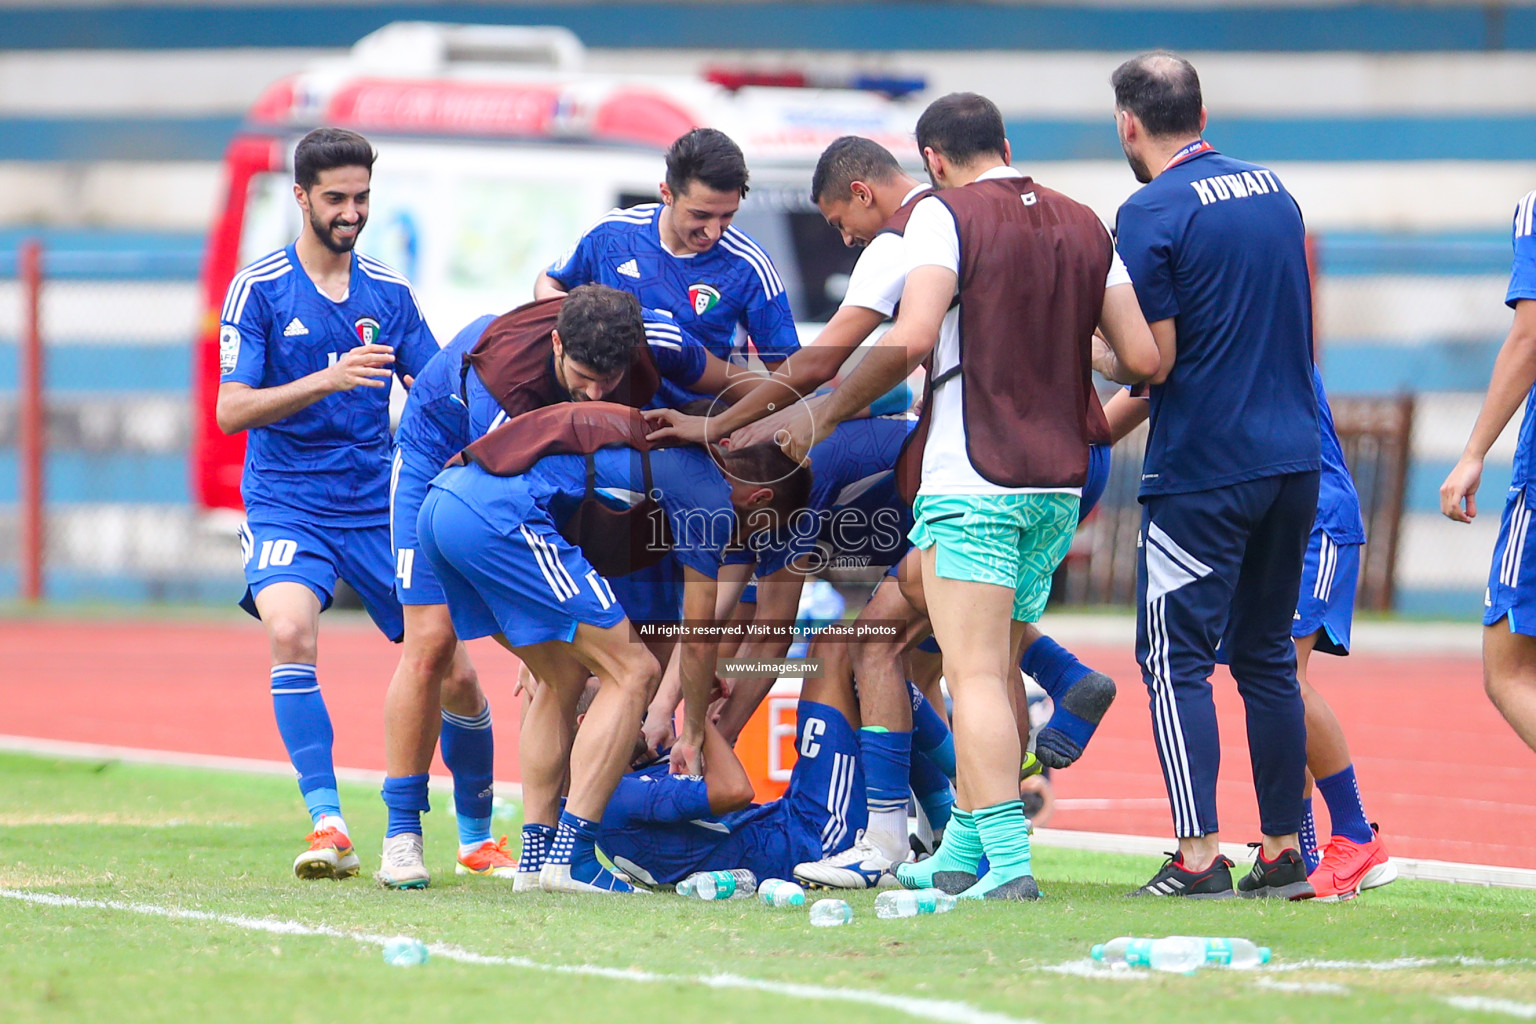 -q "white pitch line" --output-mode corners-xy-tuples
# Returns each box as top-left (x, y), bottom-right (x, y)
(1444, 997), (1536, 1020)
(1252, 979), (1350, 995)
(0, 889), (1040, 1024)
